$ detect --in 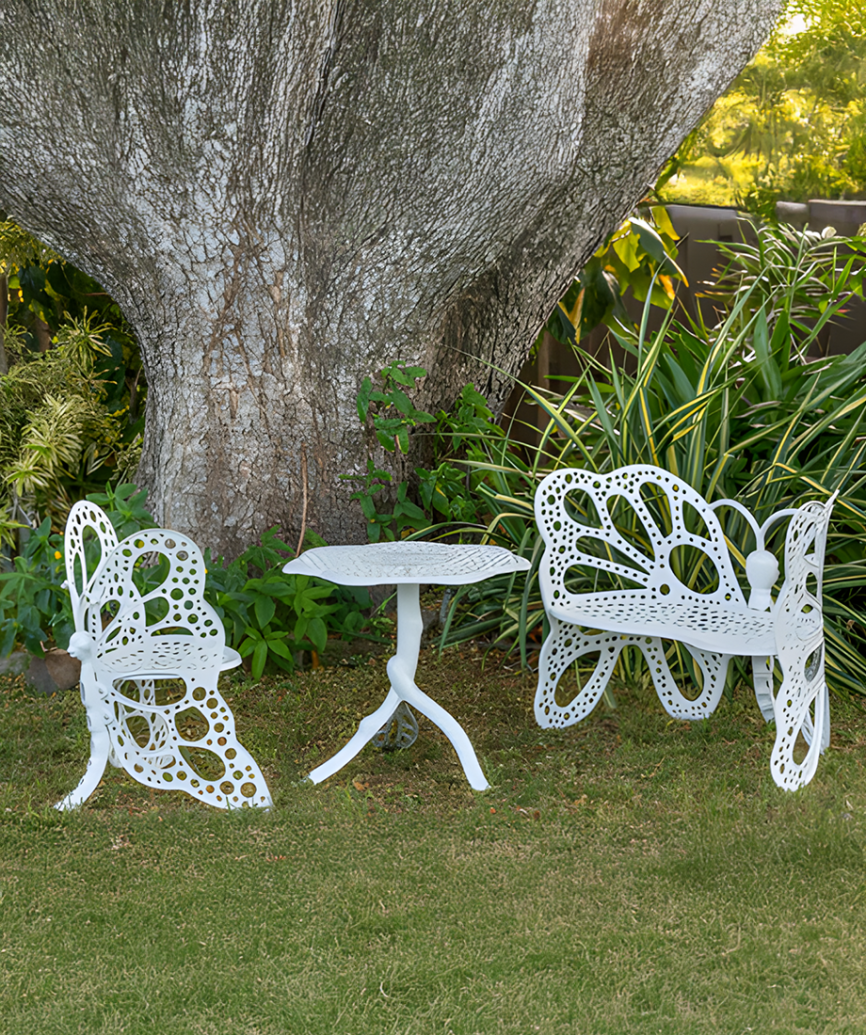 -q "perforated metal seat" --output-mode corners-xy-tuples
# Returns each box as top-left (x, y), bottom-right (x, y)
(546, 595), (776, 656)
(95, 638), (242, 678)
(58, 502), (272, 811)
(534, 465), (836, 790)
